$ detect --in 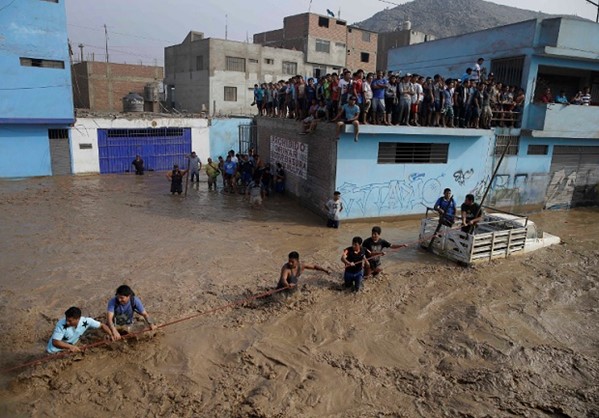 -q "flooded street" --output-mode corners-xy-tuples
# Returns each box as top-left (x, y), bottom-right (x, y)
(0, 174), (598, 417)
